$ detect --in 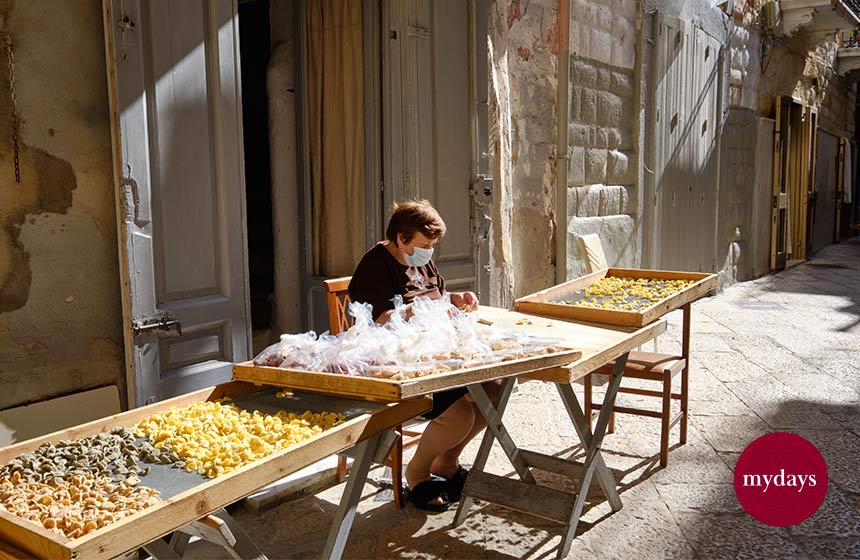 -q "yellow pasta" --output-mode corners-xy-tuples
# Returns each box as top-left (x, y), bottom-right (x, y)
(561, 277), (695, 311)
(134, 400), (343, 478)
